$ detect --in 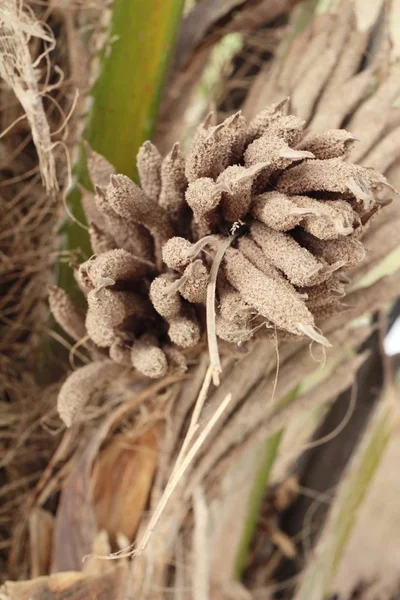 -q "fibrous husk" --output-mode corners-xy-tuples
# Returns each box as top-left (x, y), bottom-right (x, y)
(52, 99), (393, 424)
